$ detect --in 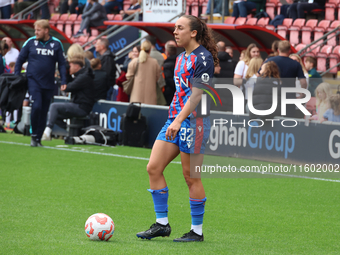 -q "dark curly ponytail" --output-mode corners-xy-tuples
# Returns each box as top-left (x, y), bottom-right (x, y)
(181, 15), (219, 67)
